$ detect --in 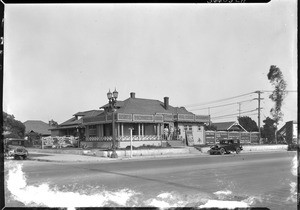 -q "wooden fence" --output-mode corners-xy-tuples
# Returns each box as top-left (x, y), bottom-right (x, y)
(205, 131), (260, 145)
